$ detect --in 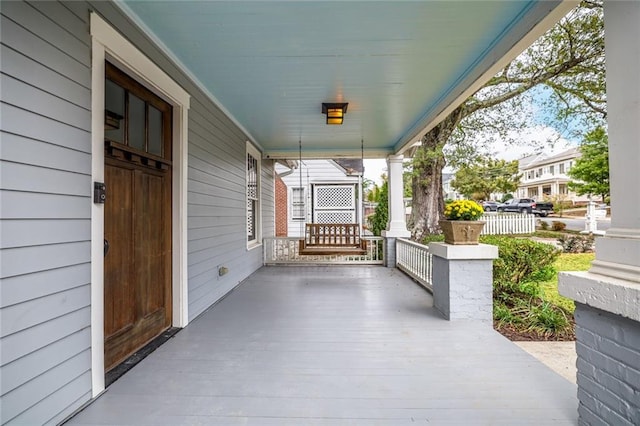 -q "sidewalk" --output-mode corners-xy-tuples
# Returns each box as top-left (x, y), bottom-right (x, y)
(515, 341), (577, 383)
